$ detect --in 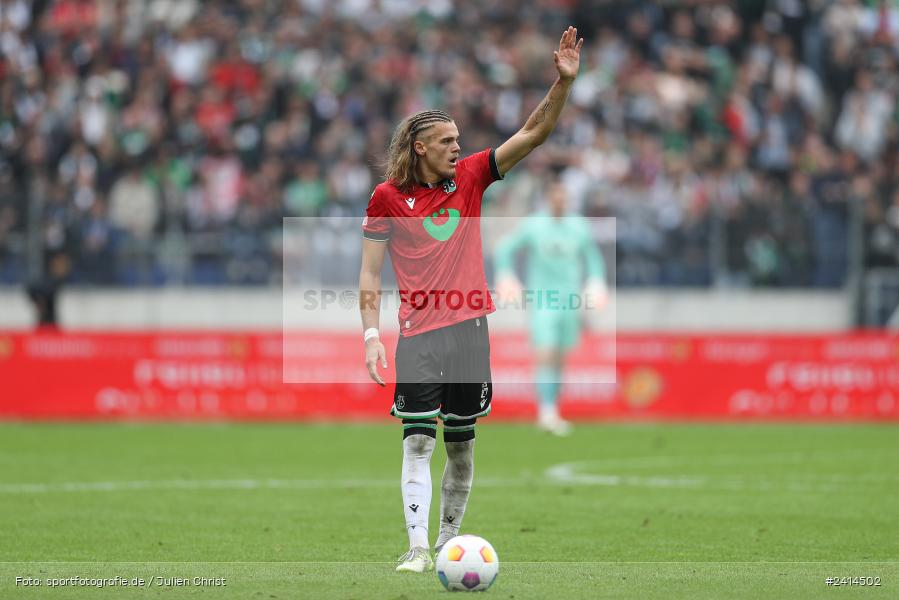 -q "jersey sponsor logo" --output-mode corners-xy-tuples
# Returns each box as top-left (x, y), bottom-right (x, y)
(405, 197), (415, 210)
(422, 208), (461, 241)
